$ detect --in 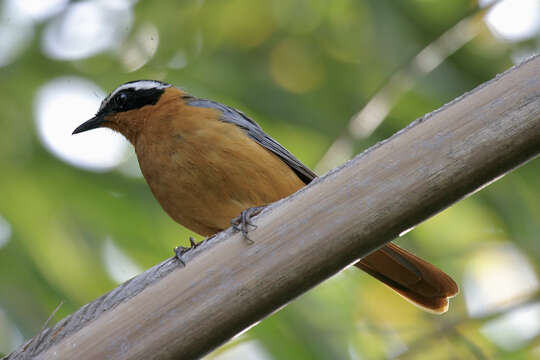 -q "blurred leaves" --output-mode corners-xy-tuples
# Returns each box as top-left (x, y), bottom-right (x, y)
(0, 0), (539, 358)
